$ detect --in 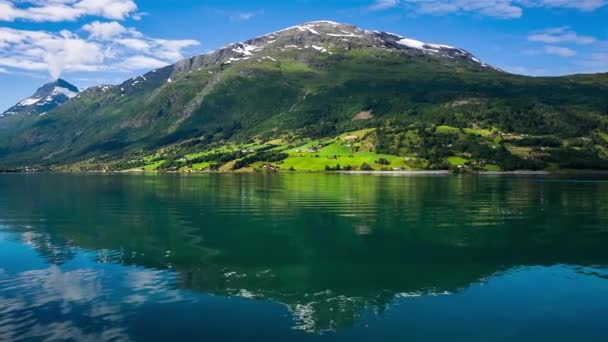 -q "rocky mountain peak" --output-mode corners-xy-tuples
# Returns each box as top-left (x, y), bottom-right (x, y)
(171, 20), (496, 74)
(1, 79), (79, 117)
